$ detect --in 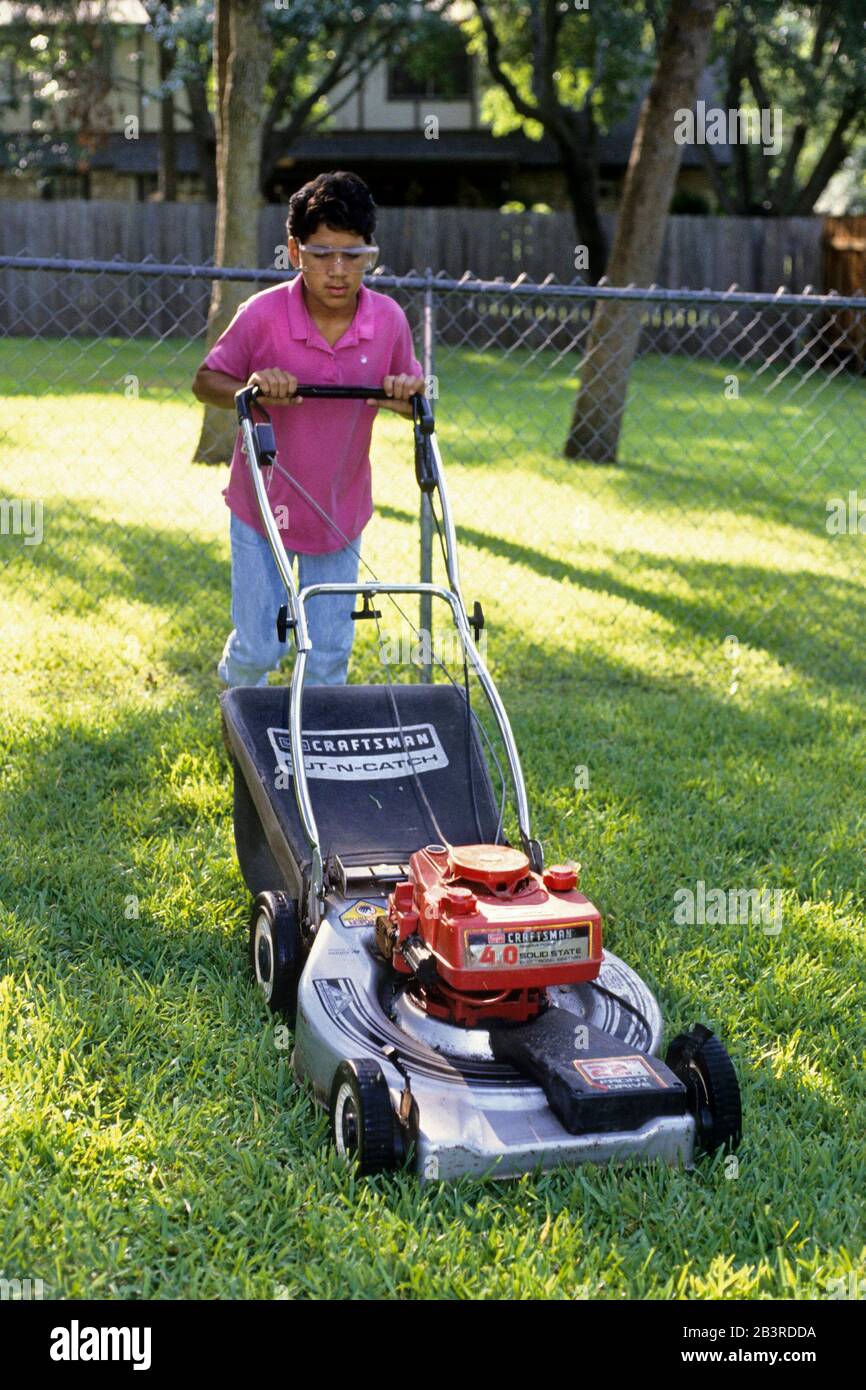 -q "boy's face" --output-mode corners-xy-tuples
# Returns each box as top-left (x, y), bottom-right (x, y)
(288, 222), (376, 311)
